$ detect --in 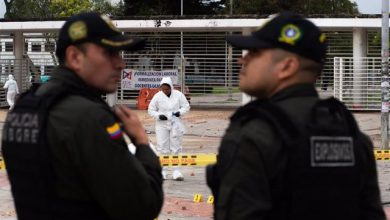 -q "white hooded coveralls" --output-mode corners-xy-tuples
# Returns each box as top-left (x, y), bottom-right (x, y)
(3, 74), (19, 110)
(148, 77), (190, 155)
